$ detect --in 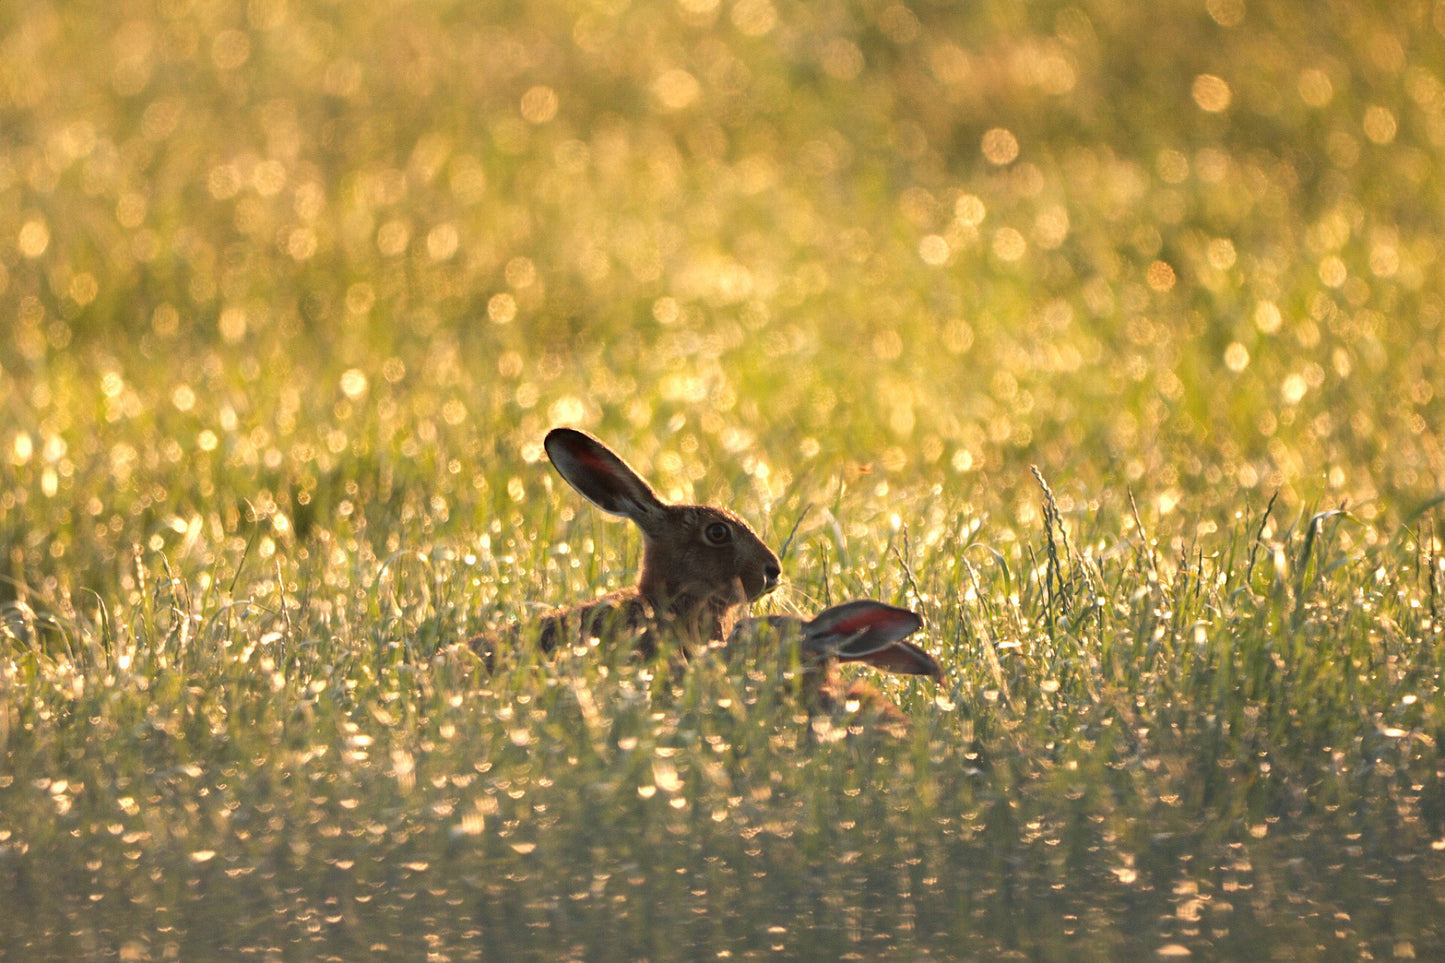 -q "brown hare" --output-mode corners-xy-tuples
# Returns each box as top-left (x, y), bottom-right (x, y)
(472, 427), (781, 666)
(730, 600), (942, 732)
